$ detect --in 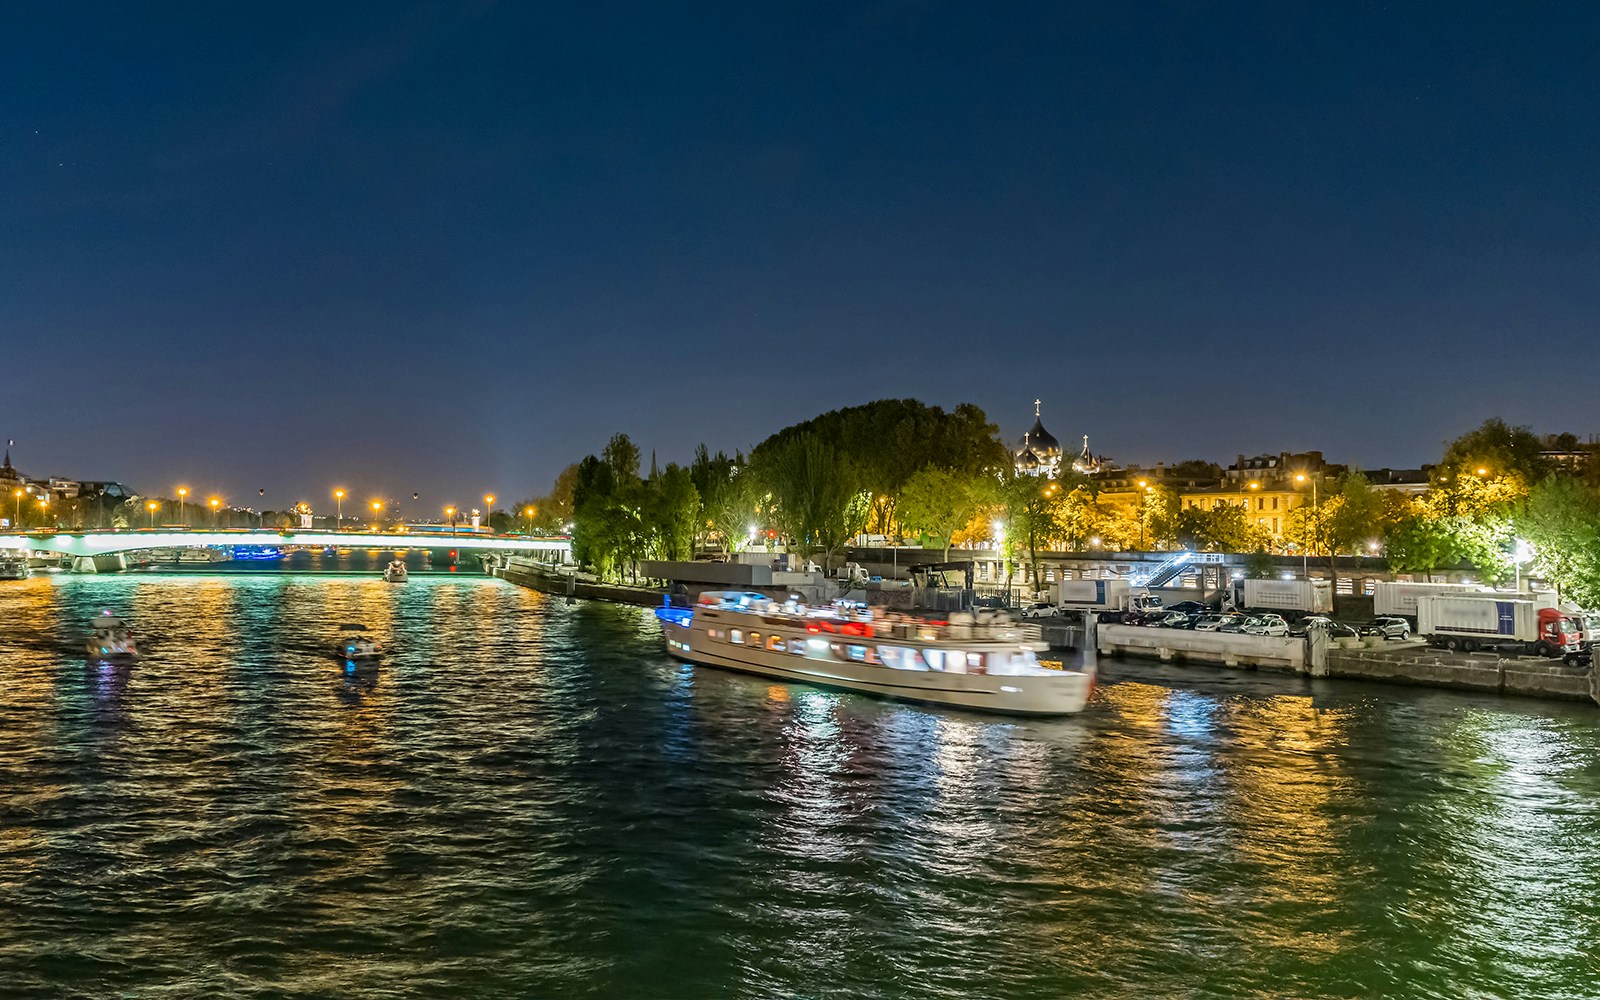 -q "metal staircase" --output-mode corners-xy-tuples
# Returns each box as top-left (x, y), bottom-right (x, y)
(1130, 549), (1194, 589)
